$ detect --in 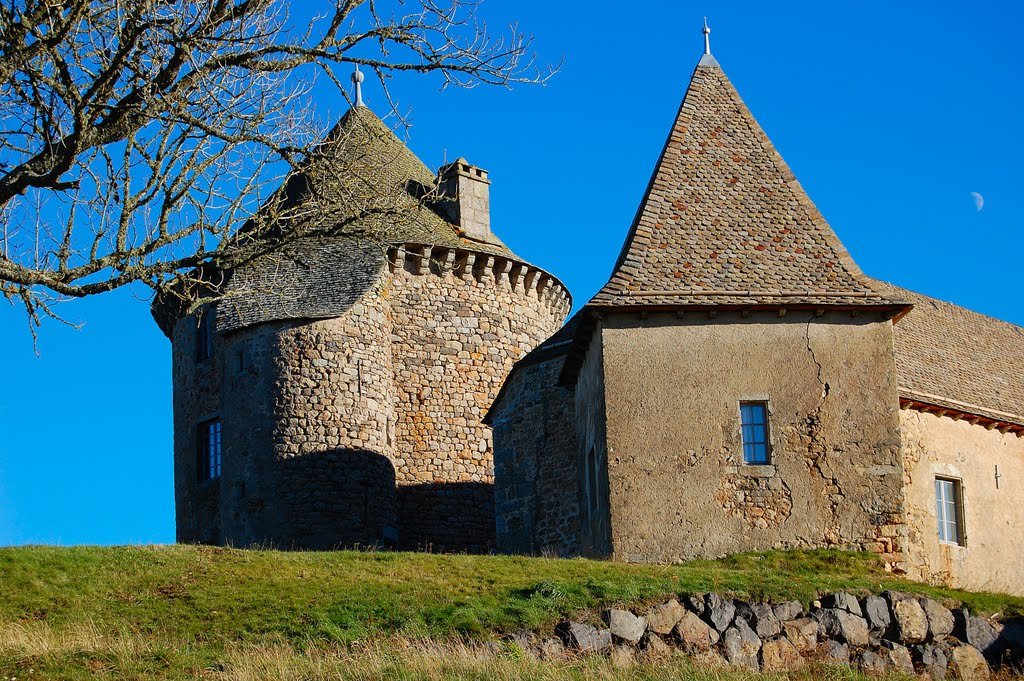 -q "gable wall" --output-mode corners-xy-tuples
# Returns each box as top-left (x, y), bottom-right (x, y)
(901, 409), (1024, 595)
(598, 311), (907, 565)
